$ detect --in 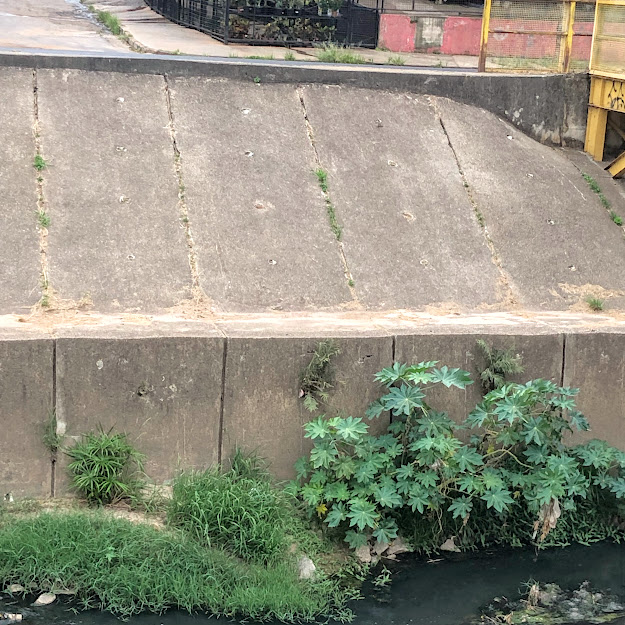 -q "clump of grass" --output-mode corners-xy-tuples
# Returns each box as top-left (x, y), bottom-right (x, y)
(387, 55), (405, 66)
(610, 210), (623, 226)
(65, 428), (145, 505)
(284, 51), (296, 61)
(0, 512), (355, 621)
(586, 296), (605, 312)
(95, 9), (123, 36)
(169, 452), (291, 564)
(33, 155), (47, 171)
(317, 44), (366, 64)
(36, 209), (50, 229)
